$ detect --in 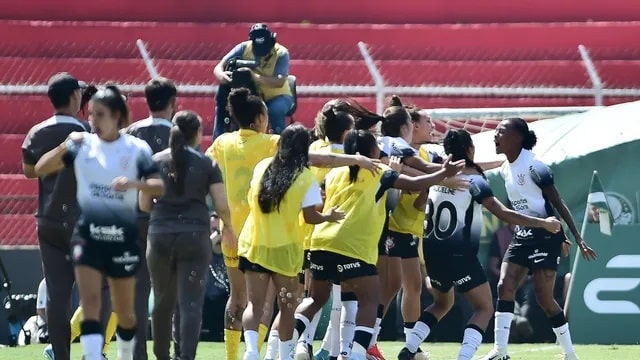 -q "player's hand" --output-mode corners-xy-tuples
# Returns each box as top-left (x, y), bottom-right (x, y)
(441, 155), (465, 177)
(324, 206), (345, 223)
(64, 132), (85, 149)
(388, 156), (403, 173)
(220, 71), (233, 84)
(577, 240), (597, 261)
(355, 152), (381, 175)
(543, 216), (562, 233)
(112, 176), (137, 192)
(441, 175), (470, 190)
